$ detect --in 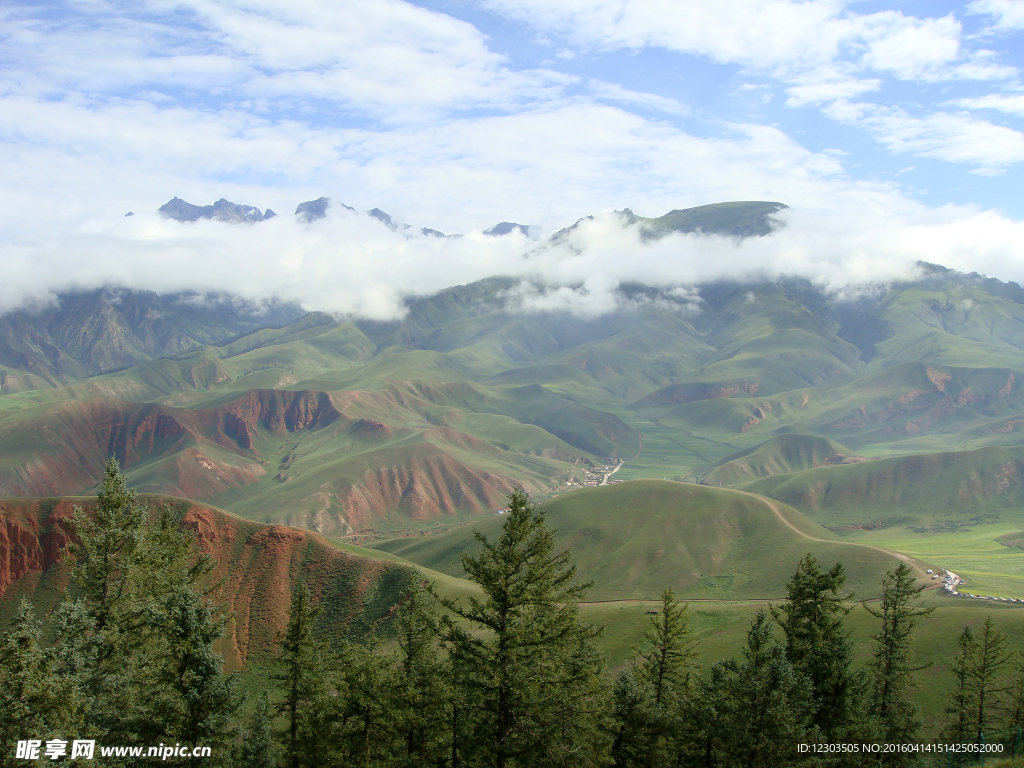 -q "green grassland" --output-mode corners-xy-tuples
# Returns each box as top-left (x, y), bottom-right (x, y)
(581, 595), (1024, 739)
(370, 480), (920, 600)
(336, 520), (1024, 738)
